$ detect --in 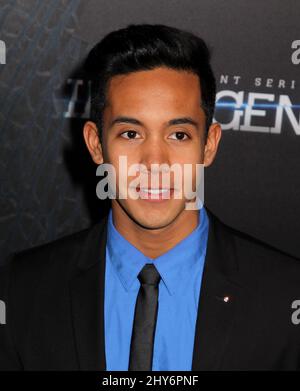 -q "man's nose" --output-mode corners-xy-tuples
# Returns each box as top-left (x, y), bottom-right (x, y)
(140, 138), (170, 172)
